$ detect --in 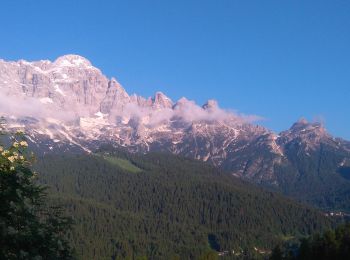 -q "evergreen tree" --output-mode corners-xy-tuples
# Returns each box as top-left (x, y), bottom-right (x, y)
(275, 224), (350, 260)
(270, 245), (283, 260)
